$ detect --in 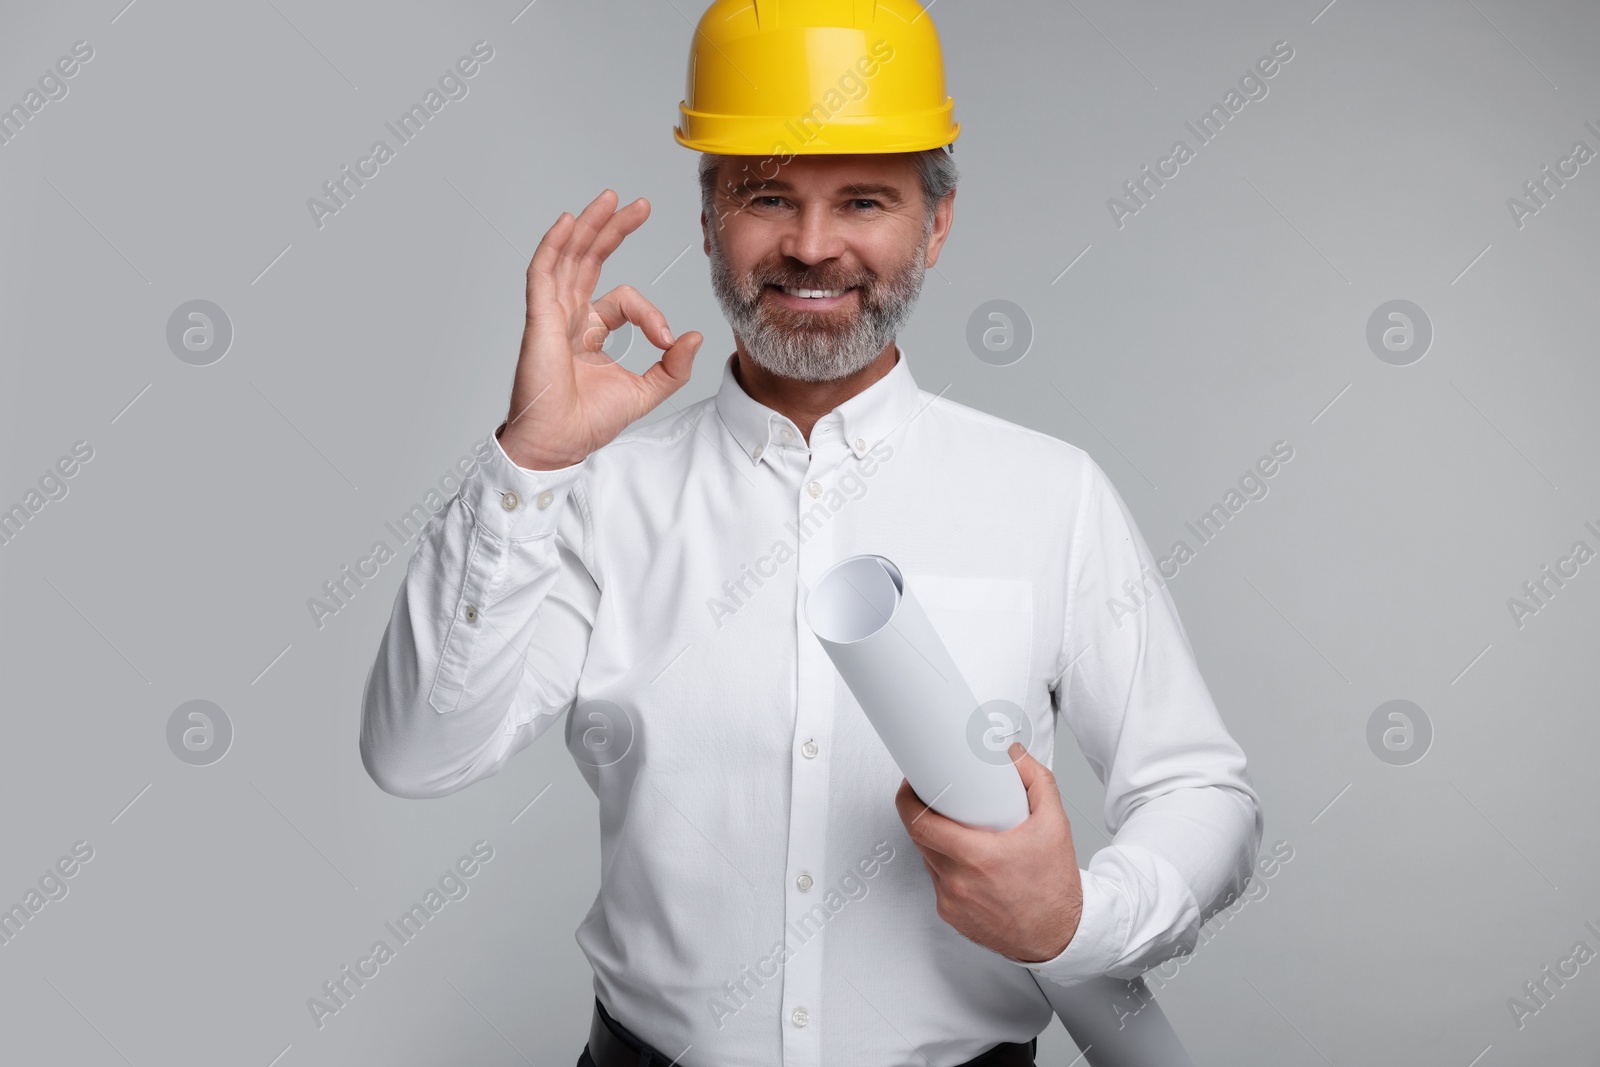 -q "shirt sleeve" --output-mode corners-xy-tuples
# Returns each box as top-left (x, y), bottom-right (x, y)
(358, 427), (600, 799)
(1014, 455), (1265, 987)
